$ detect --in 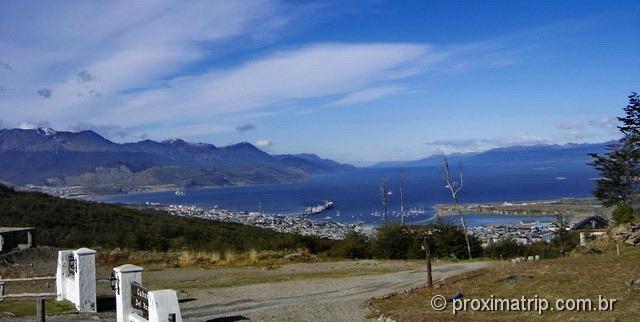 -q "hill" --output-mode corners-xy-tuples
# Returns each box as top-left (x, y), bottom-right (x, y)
(0, 128), (354, 190)
(374, 142), (611, 168)
(0, 183), (332, 251)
